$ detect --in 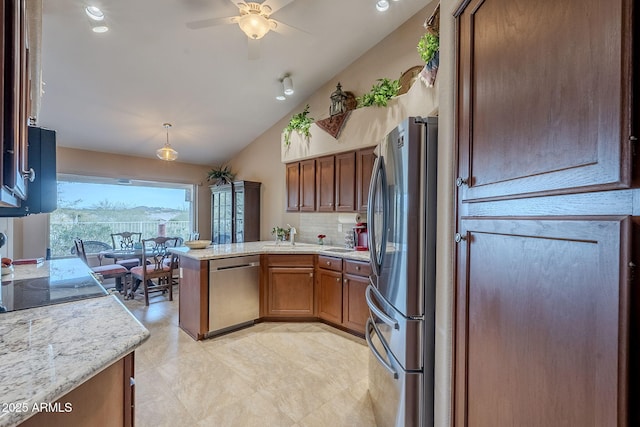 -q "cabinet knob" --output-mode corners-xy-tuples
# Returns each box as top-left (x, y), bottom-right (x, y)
(456, 177), (468, 187)
(309, 273), (313, 277)
(355, 266), (360, 270)
(329, 203), (333, 206)
(454, 233), (467, 243)
(336, 277), (341, 282)
(326, 261), (331, 265)
(344, 279), (348, 283)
